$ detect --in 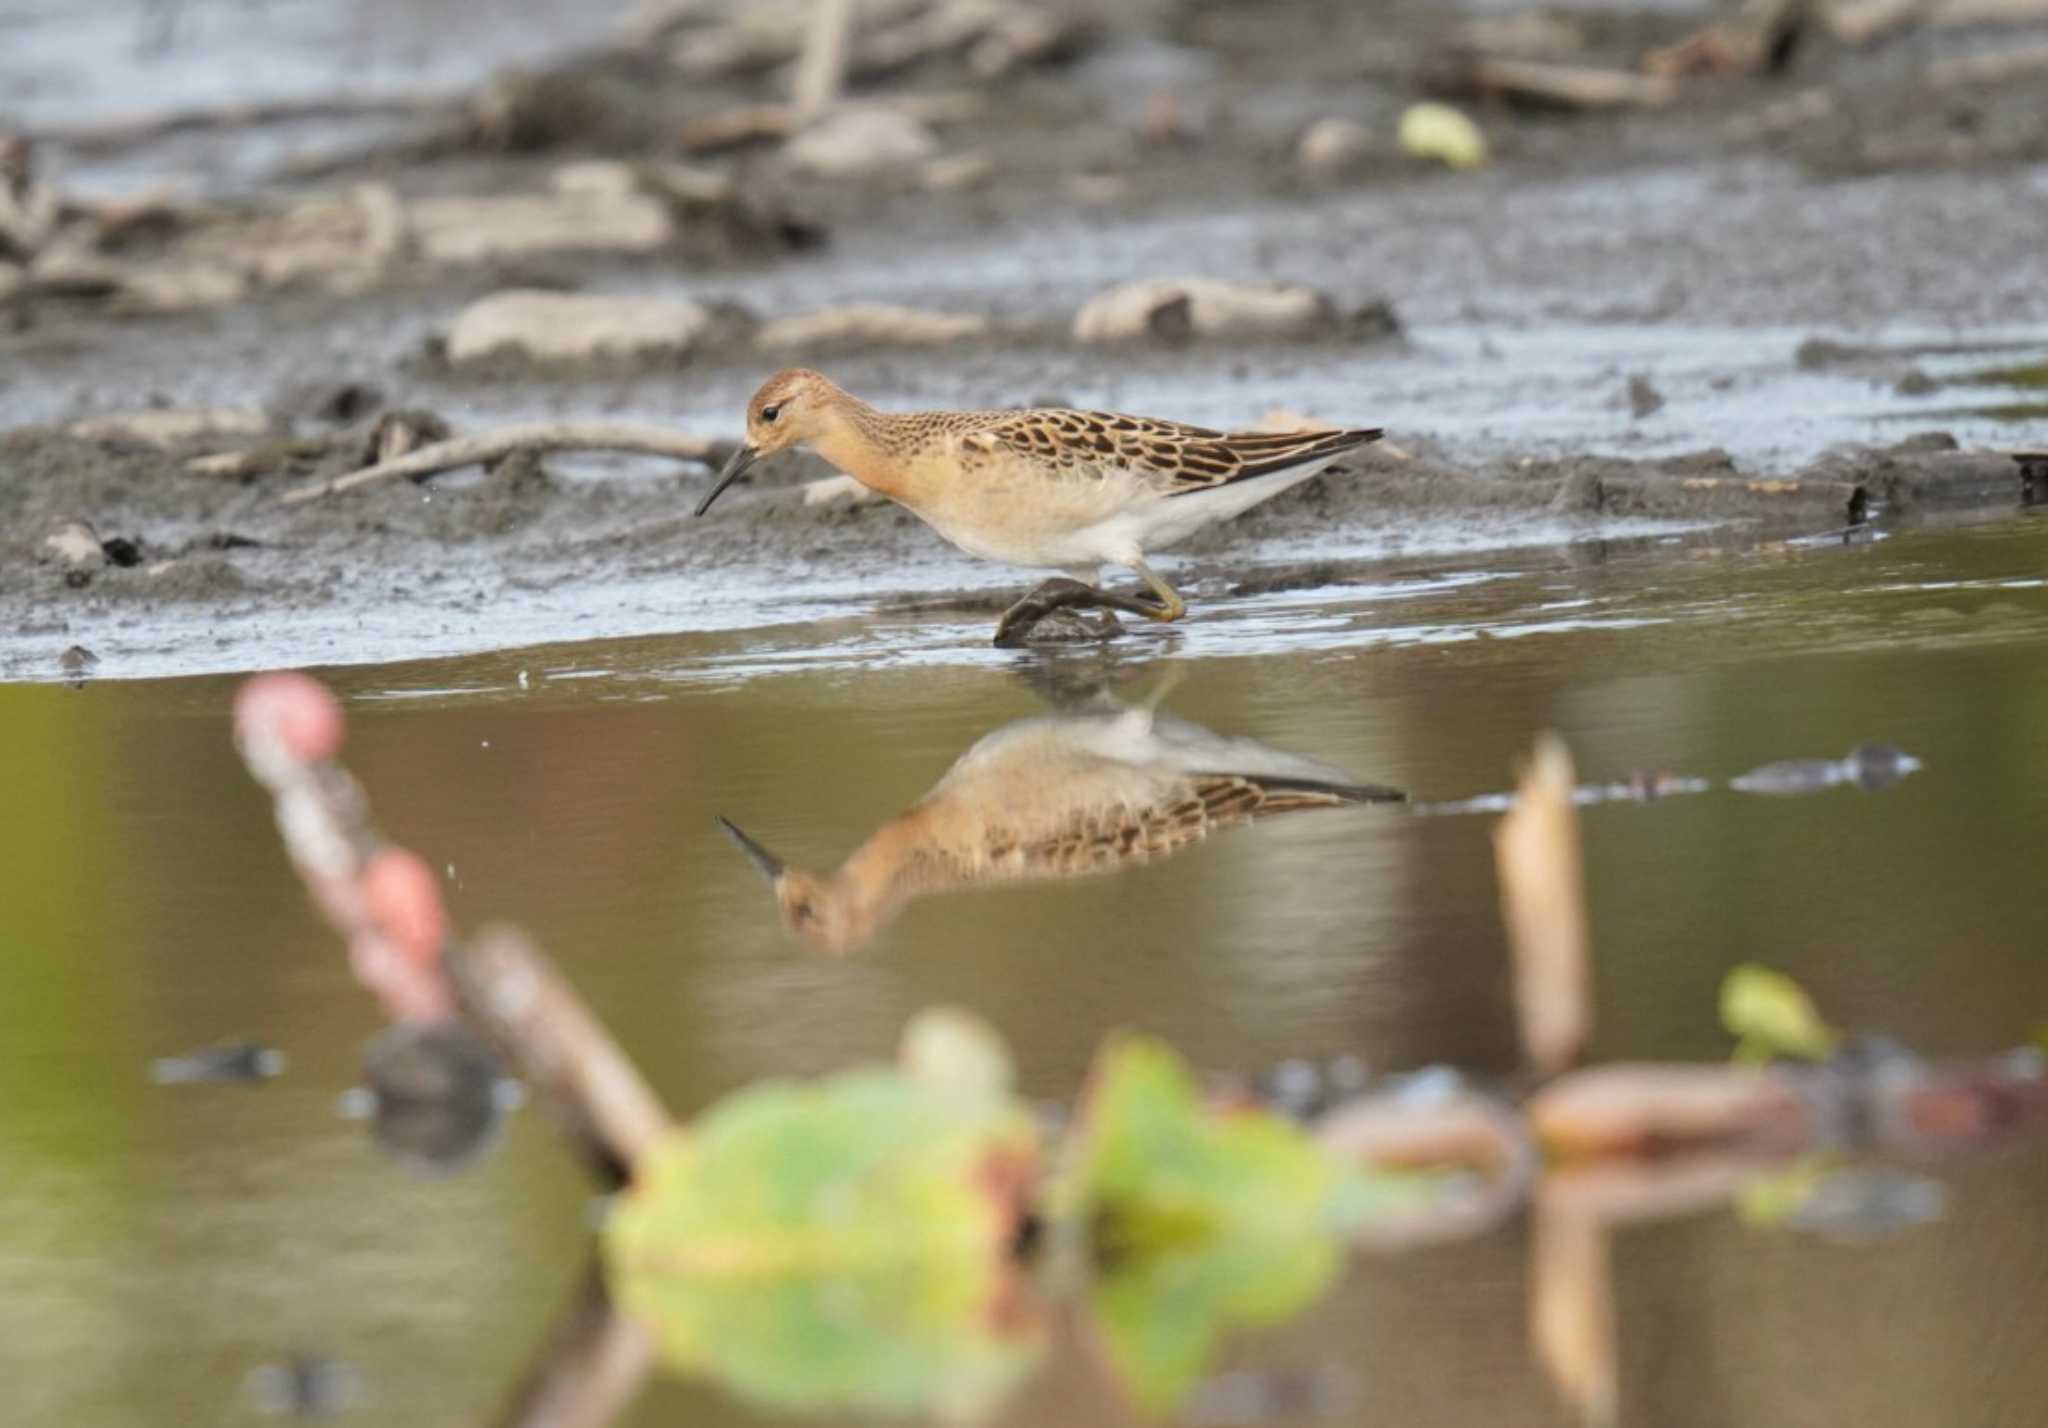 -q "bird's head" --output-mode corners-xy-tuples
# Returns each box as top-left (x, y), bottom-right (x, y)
(694, 368), (847, 516)
(714, 815), (875, 955)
